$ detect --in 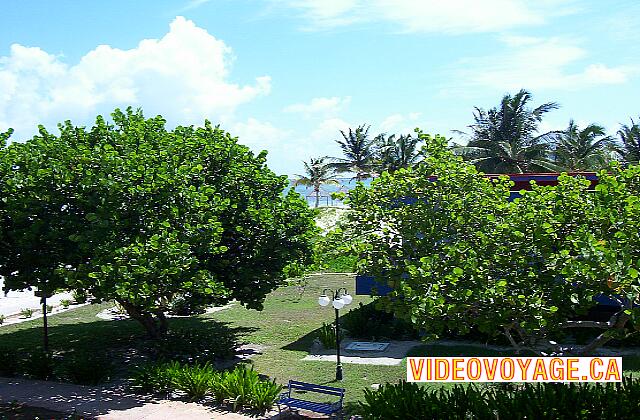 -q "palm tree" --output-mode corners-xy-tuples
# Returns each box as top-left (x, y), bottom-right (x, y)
(553, 120), (614, 171)
(453, 89), (562, 173)
(376, 133), (423, 172)
(328, 125), (378, 181)
(294, 158), (340, 207)
(616, 118), (640, 165)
